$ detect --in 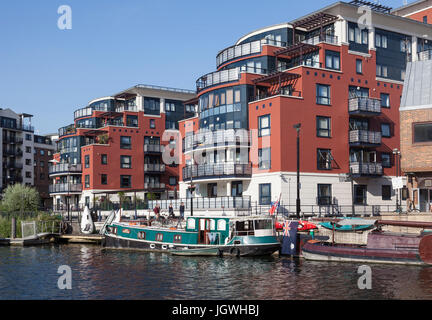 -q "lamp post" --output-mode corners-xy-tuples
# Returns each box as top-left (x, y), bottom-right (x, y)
(393, 148), (401, 213)
(293, 123), (301, 219)
(189, 175), (195, 217)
